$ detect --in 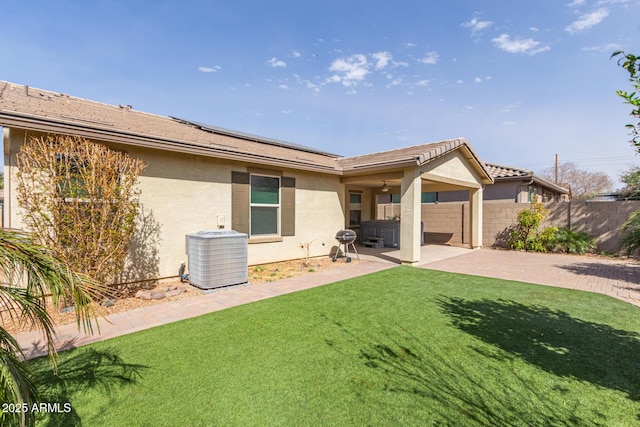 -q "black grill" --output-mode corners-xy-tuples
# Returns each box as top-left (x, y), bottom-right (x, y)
(332, 229), (359, 263)
(335, 229), (357, 244)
